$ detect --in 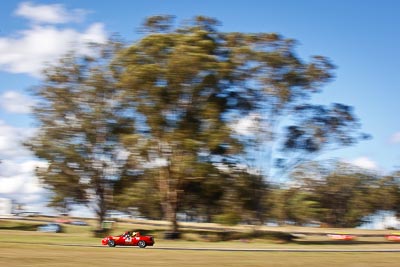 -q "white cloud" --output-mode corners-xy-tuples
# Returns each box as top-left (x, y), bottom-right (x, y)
(0, 120), (49, 212)
(0, 120), (35, 159)
(232, 113), (262, 136)
(0, 24), (107, 76)
(0, 91), (34, 114)
(0, 159), (48, 205)
(0, 3), (107, 77)
(0, 120), (47, 207)
(390, 132), (400, 144)
(15, 2), (86, 24)
(349, 157), (379, 170)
